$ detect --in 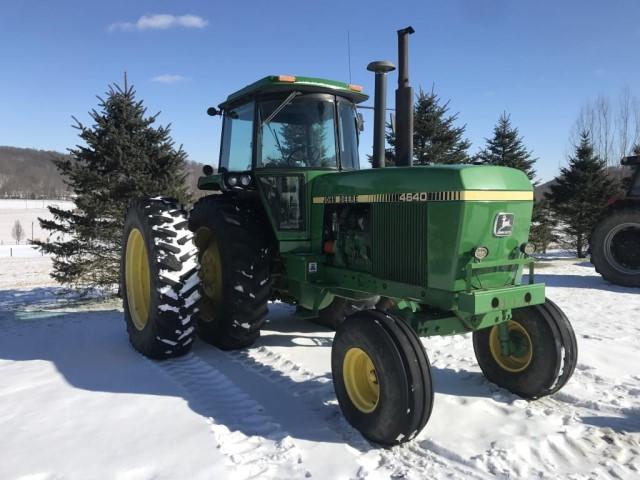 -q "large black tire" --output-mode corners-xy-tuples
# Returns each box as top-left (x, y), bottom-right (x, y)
(309, 297), (379, 330)
(473, 299), (578, 398)
(121, 197), (200, 359)
(591, 206), (640, 287)
(332, 310), (433, 445)
(188, 195), (272, 350)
